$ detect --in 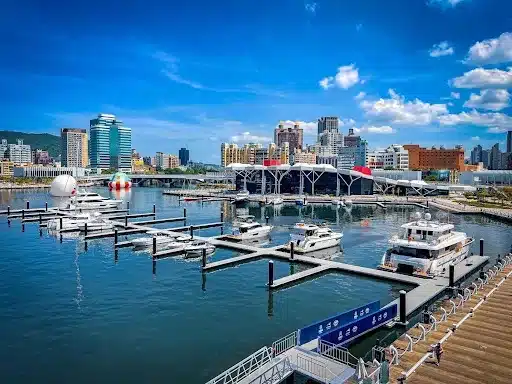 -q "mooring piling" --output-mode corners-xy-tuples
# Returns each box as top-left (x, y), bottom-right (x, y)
(268, 260), (274, 287)
(290, 241), (295, 260)
(399, 290), (407, 325)
(480, 238), (484, 257)
(202, 248), (207, 268)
